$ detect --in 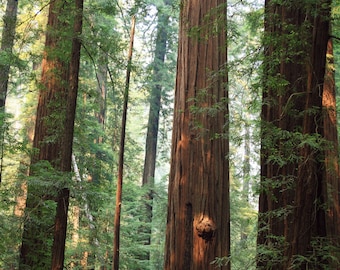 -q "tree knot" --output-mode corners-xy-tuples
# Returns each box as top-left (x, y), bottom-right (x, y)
(196, 217), (216, 242)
